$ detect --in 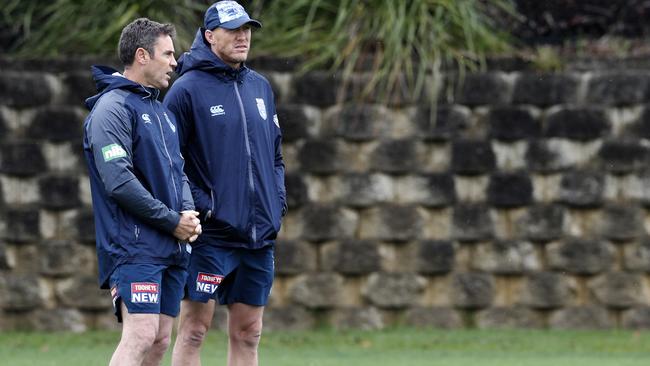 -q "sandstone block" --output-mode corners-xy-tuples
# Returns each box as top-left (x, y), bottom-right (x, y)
(513, 73), (579, 106)
(487, 107), (540, 141)
(588, 272), (646, 308)
(415, 105), (471, 142)
(452, 204), (494, 242)
(547, 239), (615, 275)
(300, 203), (358, 241)
(76, 208), (96, 244)
(456, 73), (511, 106)
(416, 240), (455, 274)
(298, 139), (344, 174)
(263, 305), (315, 331)
(39, 175), (80, 210)
(292, 71), (339, 107)
(515, 204), (566, 242)
(275, 104), (311, 142)
(0, 72), (54, 108)
(475, 307), (543, 329)
(403, 307), (463, 329)
(451, 272), (495, 309)
(519, 272), (576, 309)
(451, 140), (496, 175)
(274, 240), (317, 275)
(471, 240), (540, 274)
(30, 308), (87, 332)
(487, 173), (533, 208)
(396, 174), (456, 207)
(548, 306), (612, 330)
(285, 173), (308, 208)
(0, 274), (45, 310)
(370, 139), (419, 174)
(0, 142), (47, 177)
(623, 239), (650, 272)
(598, 140), (650, 174)
(331, 307), (384, 330)
(39, 240), (80, 277)
(586, 72), (650, 106)
(321, 240), (381, 275)
(599, 204), (643, 241)
(362, 272), (426, 308)
(544, 107), (610, 141)
(62, 71), (95, 105)
(57, 275), (111, 310)
(325, 104), (390, 141)
(289, 273), (344, 309)
(28, 106), (84, 142)
(622, 307), (650, 330)
(360, 204), (423, 241)
(339, 173), (394, 207)
(3, 208), (40, 243)
(557, 171), (605, 207)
